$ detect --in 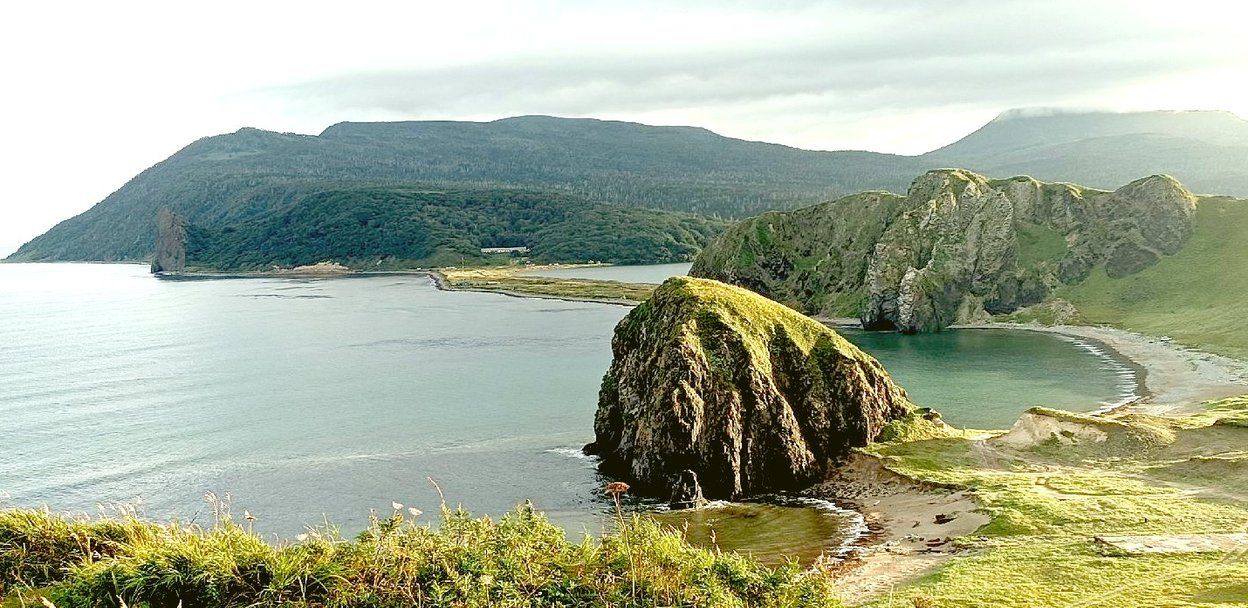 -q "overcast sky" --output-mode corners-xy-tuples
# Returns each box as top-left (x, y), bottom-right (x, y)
(2, 0), (1246, 252)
